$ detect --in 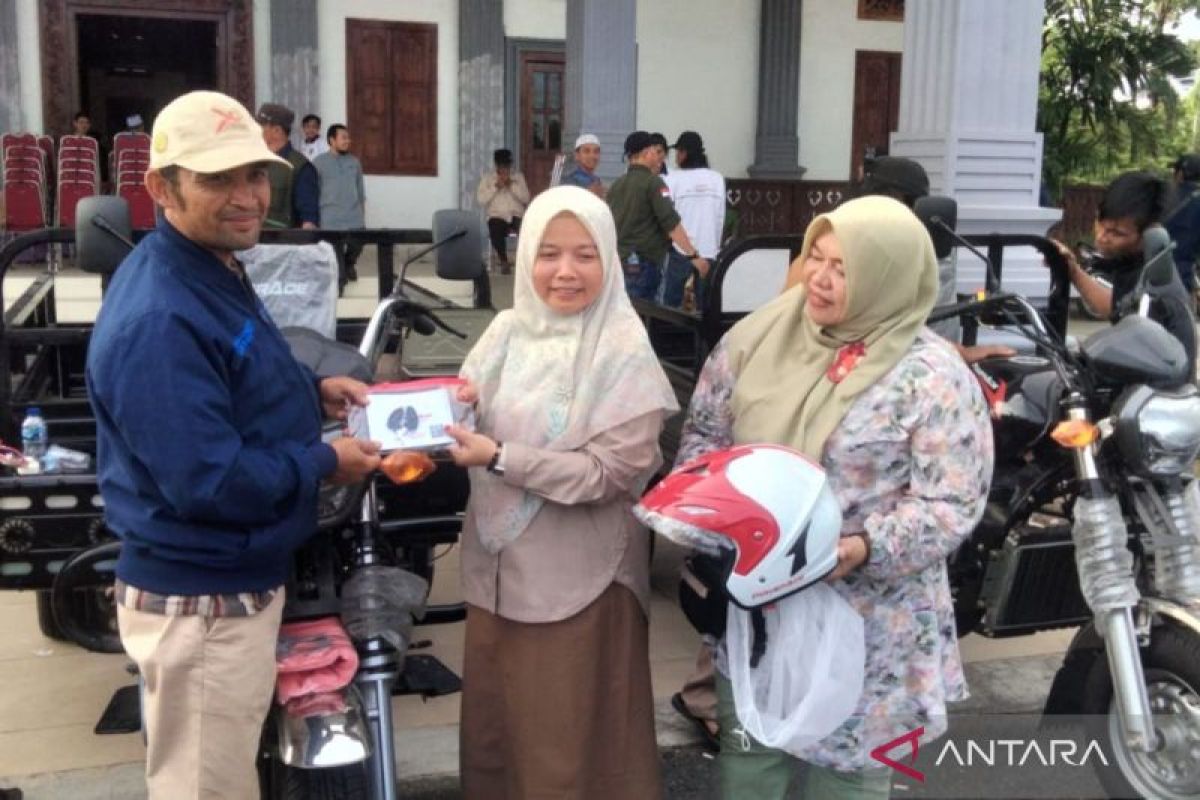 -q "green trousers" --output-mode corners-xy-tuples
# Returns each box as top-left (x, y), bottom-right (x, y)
(715, 675), (892, 800)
